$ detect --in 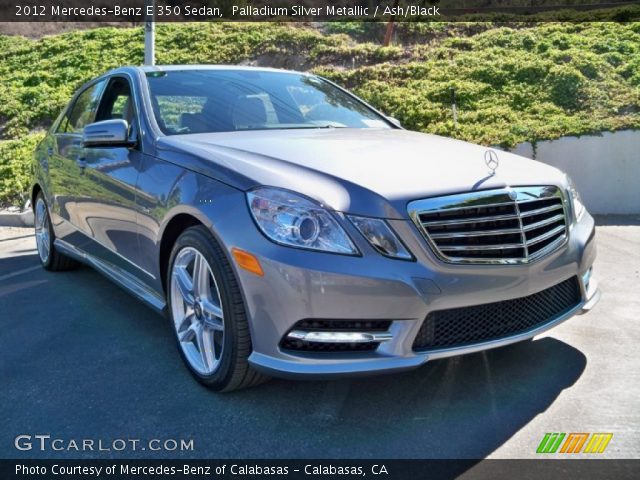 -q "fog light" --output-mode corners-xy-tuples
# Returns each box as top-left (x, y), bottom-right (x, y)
(287, 330), (392, 343)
